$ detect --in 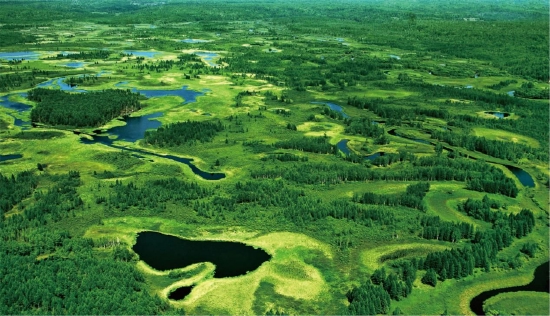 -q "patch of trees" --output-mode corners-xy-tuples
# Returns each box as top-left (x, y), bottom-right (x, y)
(274, 136), (335, 154)
(252, 156), (518, 197)
(354, 182), (430, 211)
(24, 171), (83, 225)
(345, 117), (386, 138)
(514, 82), (549, 99)
(0, 248), (169, 314)
(457, 195), (501, 222)
(261, 153), (308, 162)
(97, 178), (212, 212)
(0, 69), (51, 92)
(48, 50), (111, 60)
(28, 88), (142, 127)
(419, 216), (475, 242)
(143, 120), (224, 147)
(347, 280), (391, 315)
(0, 171), (38, 216)
(431, 130), (546, 162)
